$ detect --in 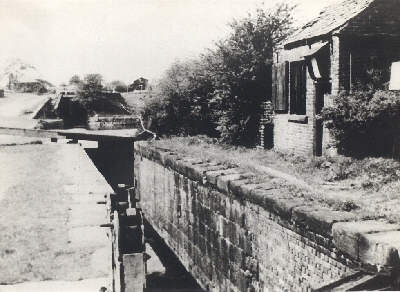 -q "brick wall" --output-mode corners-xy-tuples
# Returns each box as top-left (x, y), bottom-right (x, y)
(134, 143), (400, 291)
(272, 51), (317, 156)
(134, 144), (368, 291)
